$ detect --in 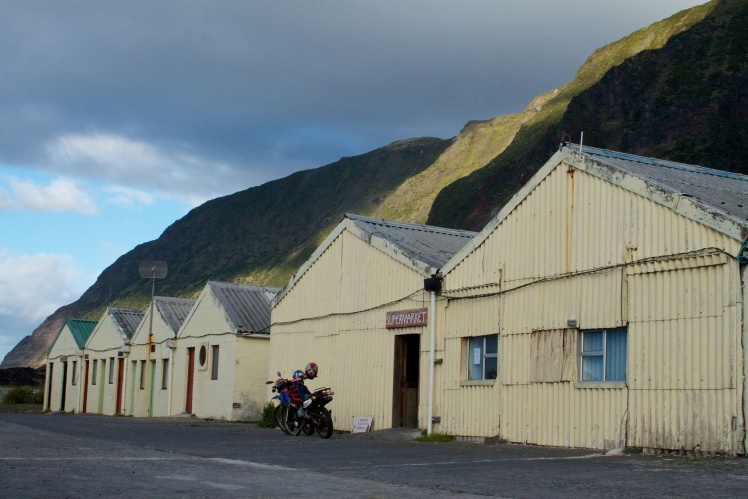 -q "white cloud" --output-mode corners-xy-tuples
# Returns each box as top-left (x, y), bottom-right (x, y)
(0, 249), (82, 323)
(0, 176), (98, 214)
(46, 133), (252, 205)
(104, 185), (155, 207)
